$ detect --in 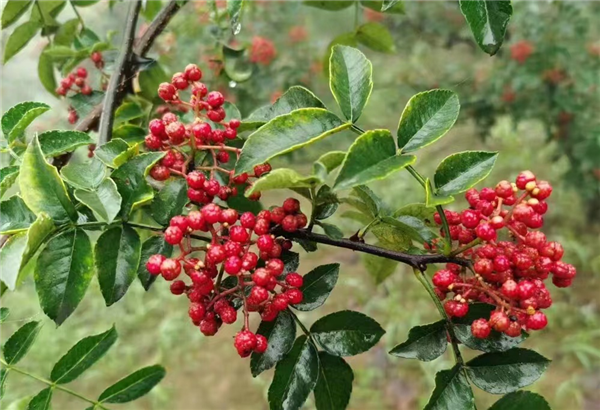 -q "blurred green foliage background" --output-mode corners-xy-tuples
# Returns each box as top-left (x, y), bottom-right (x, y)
(1, 1), (599, 409)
